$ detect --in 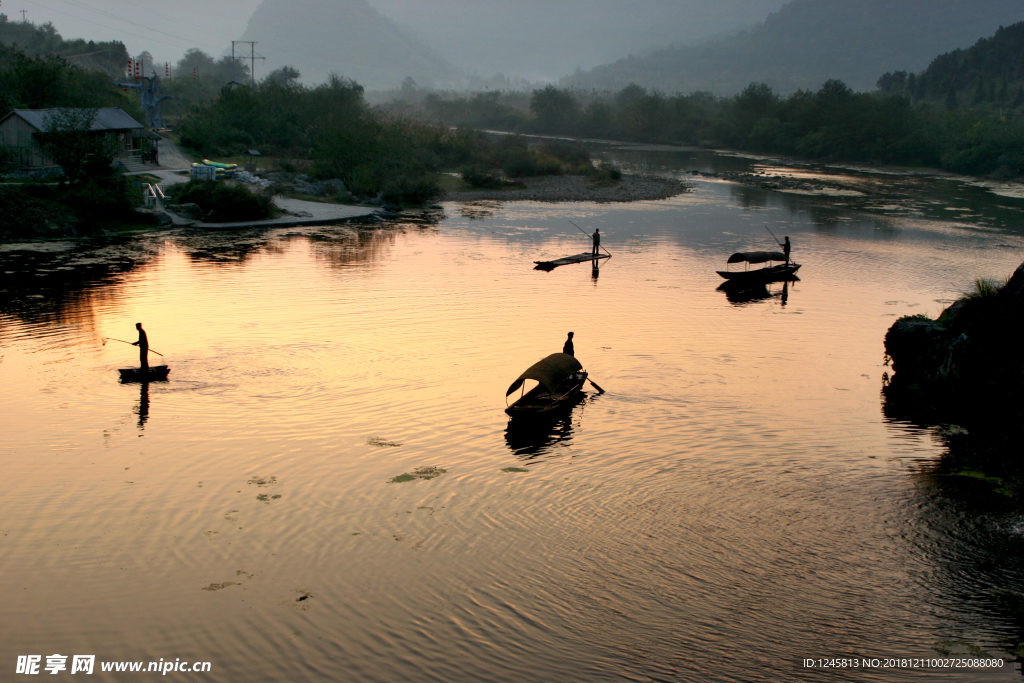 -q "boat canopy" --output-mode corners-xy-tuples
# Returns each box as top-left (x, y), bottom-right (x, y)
(506, 353), (583, 396)
(727, 251), (788, 264)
